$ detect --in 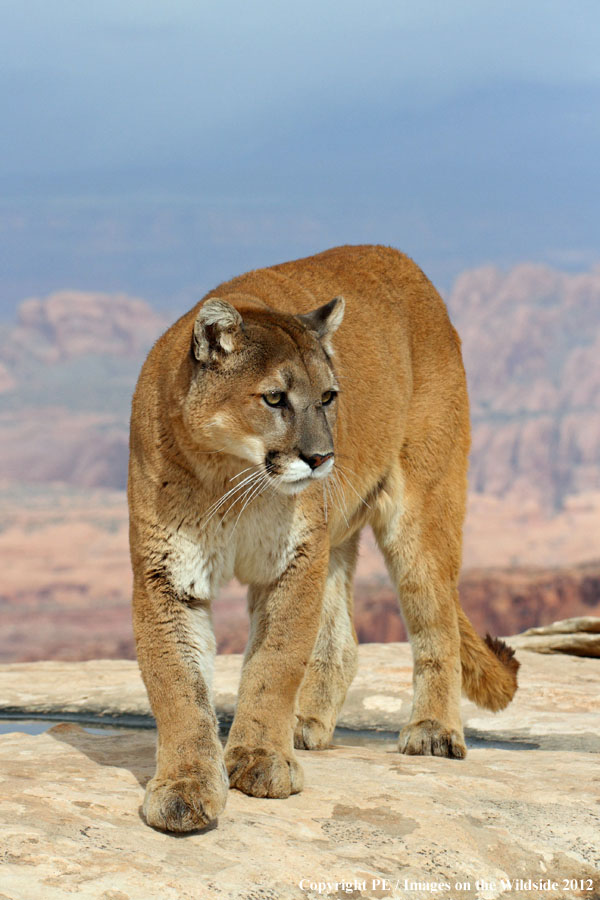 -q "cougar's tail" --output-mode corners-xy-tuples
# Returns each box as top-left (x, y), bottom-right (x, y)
(457, 605), (520, 711)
